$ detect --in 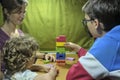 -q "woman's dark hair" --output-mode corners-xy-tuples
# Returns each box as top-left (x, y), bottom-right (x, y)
(3, 35), (39, 75)
(82, 0), (120, 31)
(0, 0), (2, 4)
(0, 0), (28, 21)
